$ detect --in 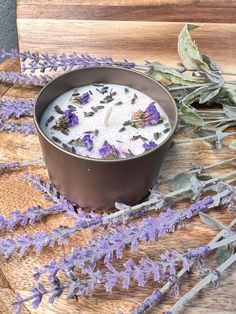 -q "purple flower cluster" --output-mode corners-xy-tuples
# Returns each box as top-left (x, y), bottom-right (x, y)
(1, 49), (136, 73)
(0, 120), (36, 135)
(0, 205), (65, 233)
(37, 196), (213, 285)
(64, 110), (79, 127)
(81, 134), (93, 151)
(0, 71), (52, 86)
(0, 98), (34, 119)
(79, 92), (90, 104)
(143, 140), (157, 152)
(144, 103), (161, 126)
(99, 141), (120, 159)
